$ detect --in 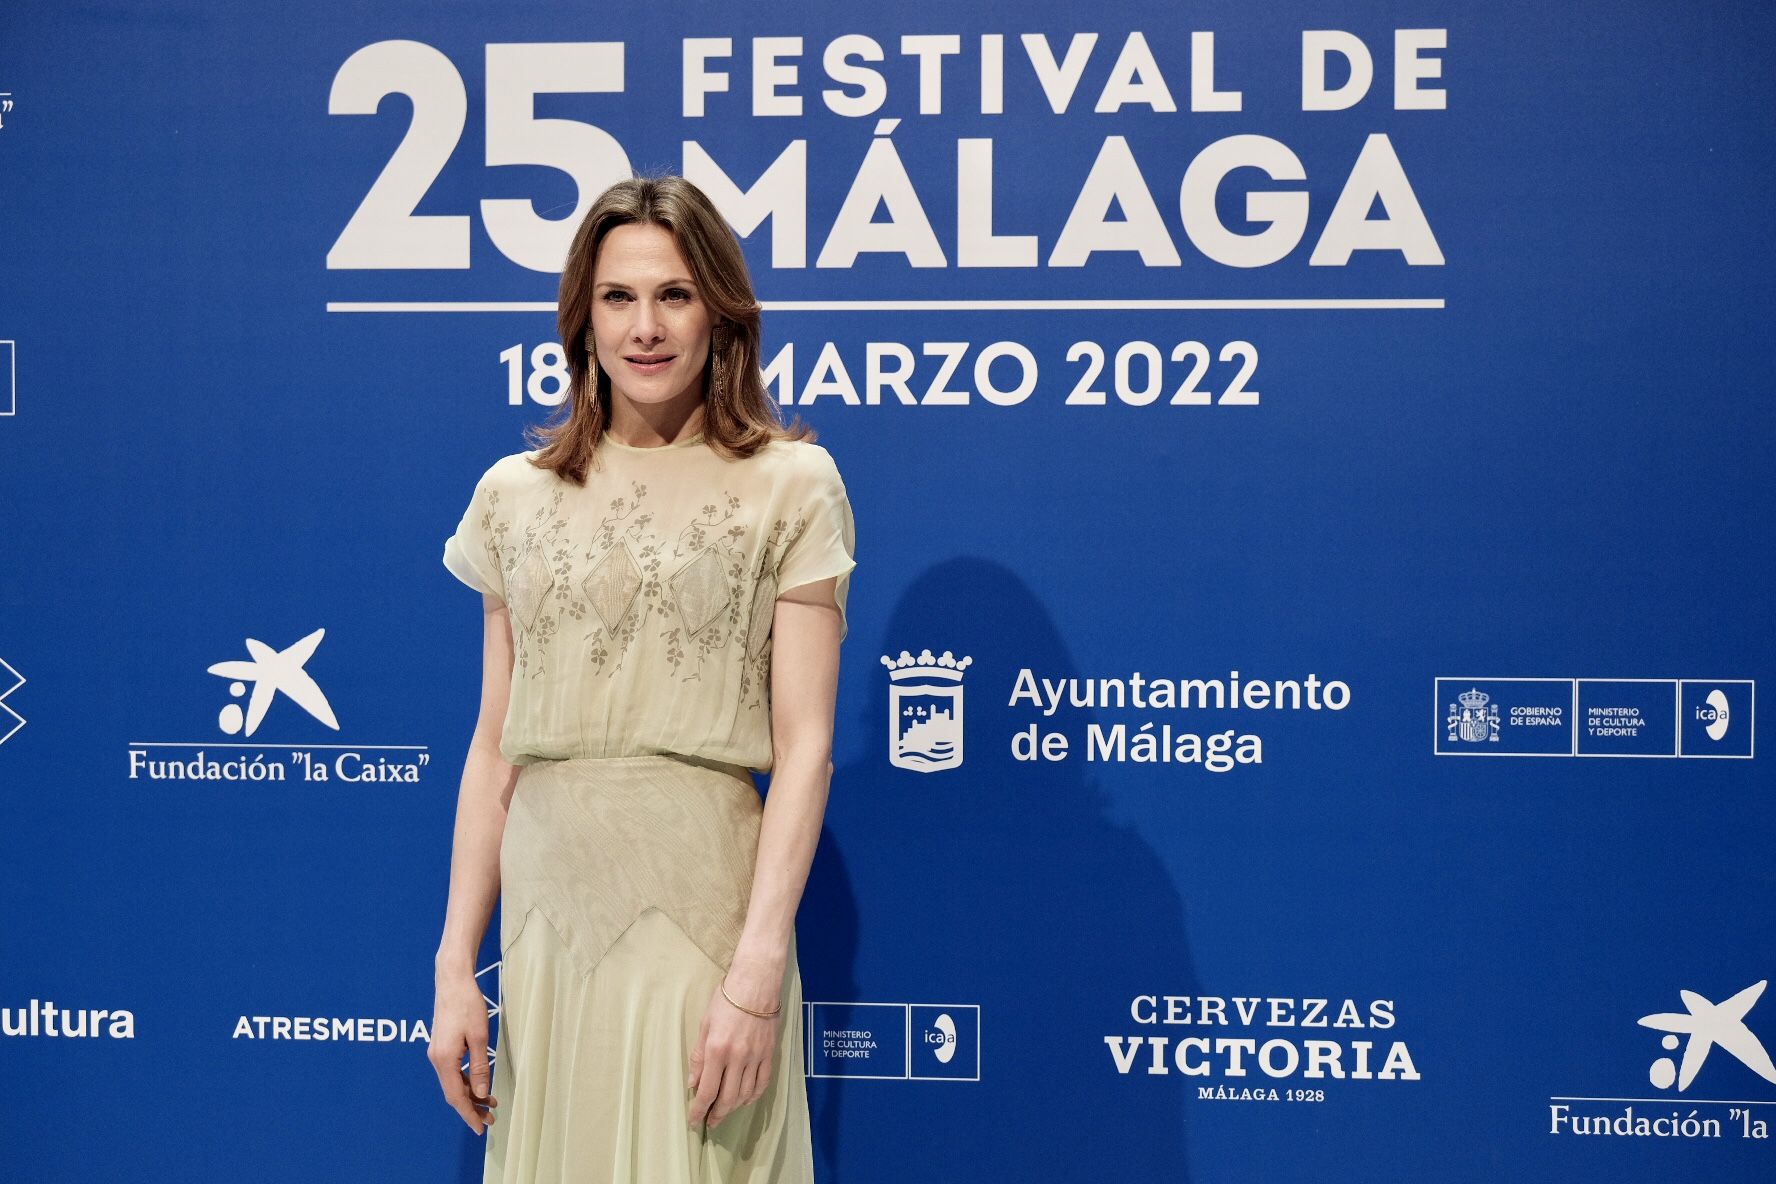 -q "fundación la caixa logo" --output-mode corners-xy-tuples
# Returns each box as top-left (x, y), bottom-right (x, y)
(882, 648), (973, 772)
(1639, 981), (1776, 1094)
(207, 627), (341, 737)
(1550, 978), (1776, 1143)
(126, 626), (434, 785)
